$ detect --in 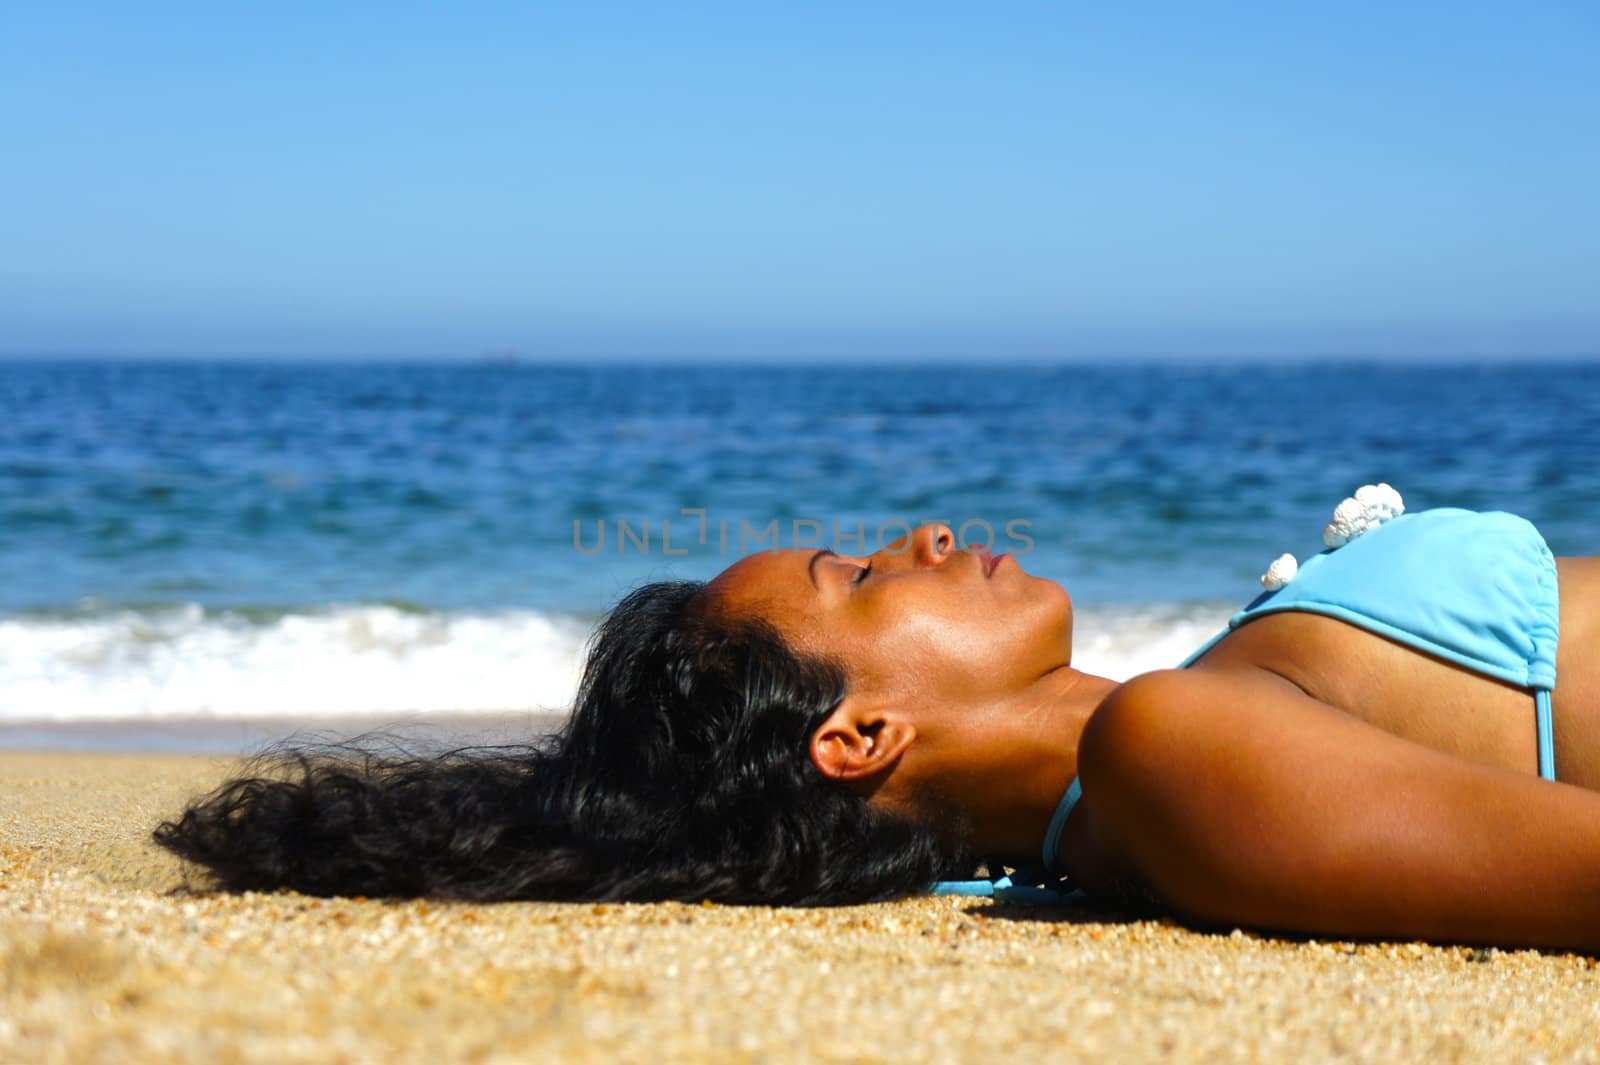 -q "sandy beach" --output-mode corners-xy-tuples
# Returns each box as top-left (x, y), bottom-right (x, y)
(0, 752), (1595, 1064)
